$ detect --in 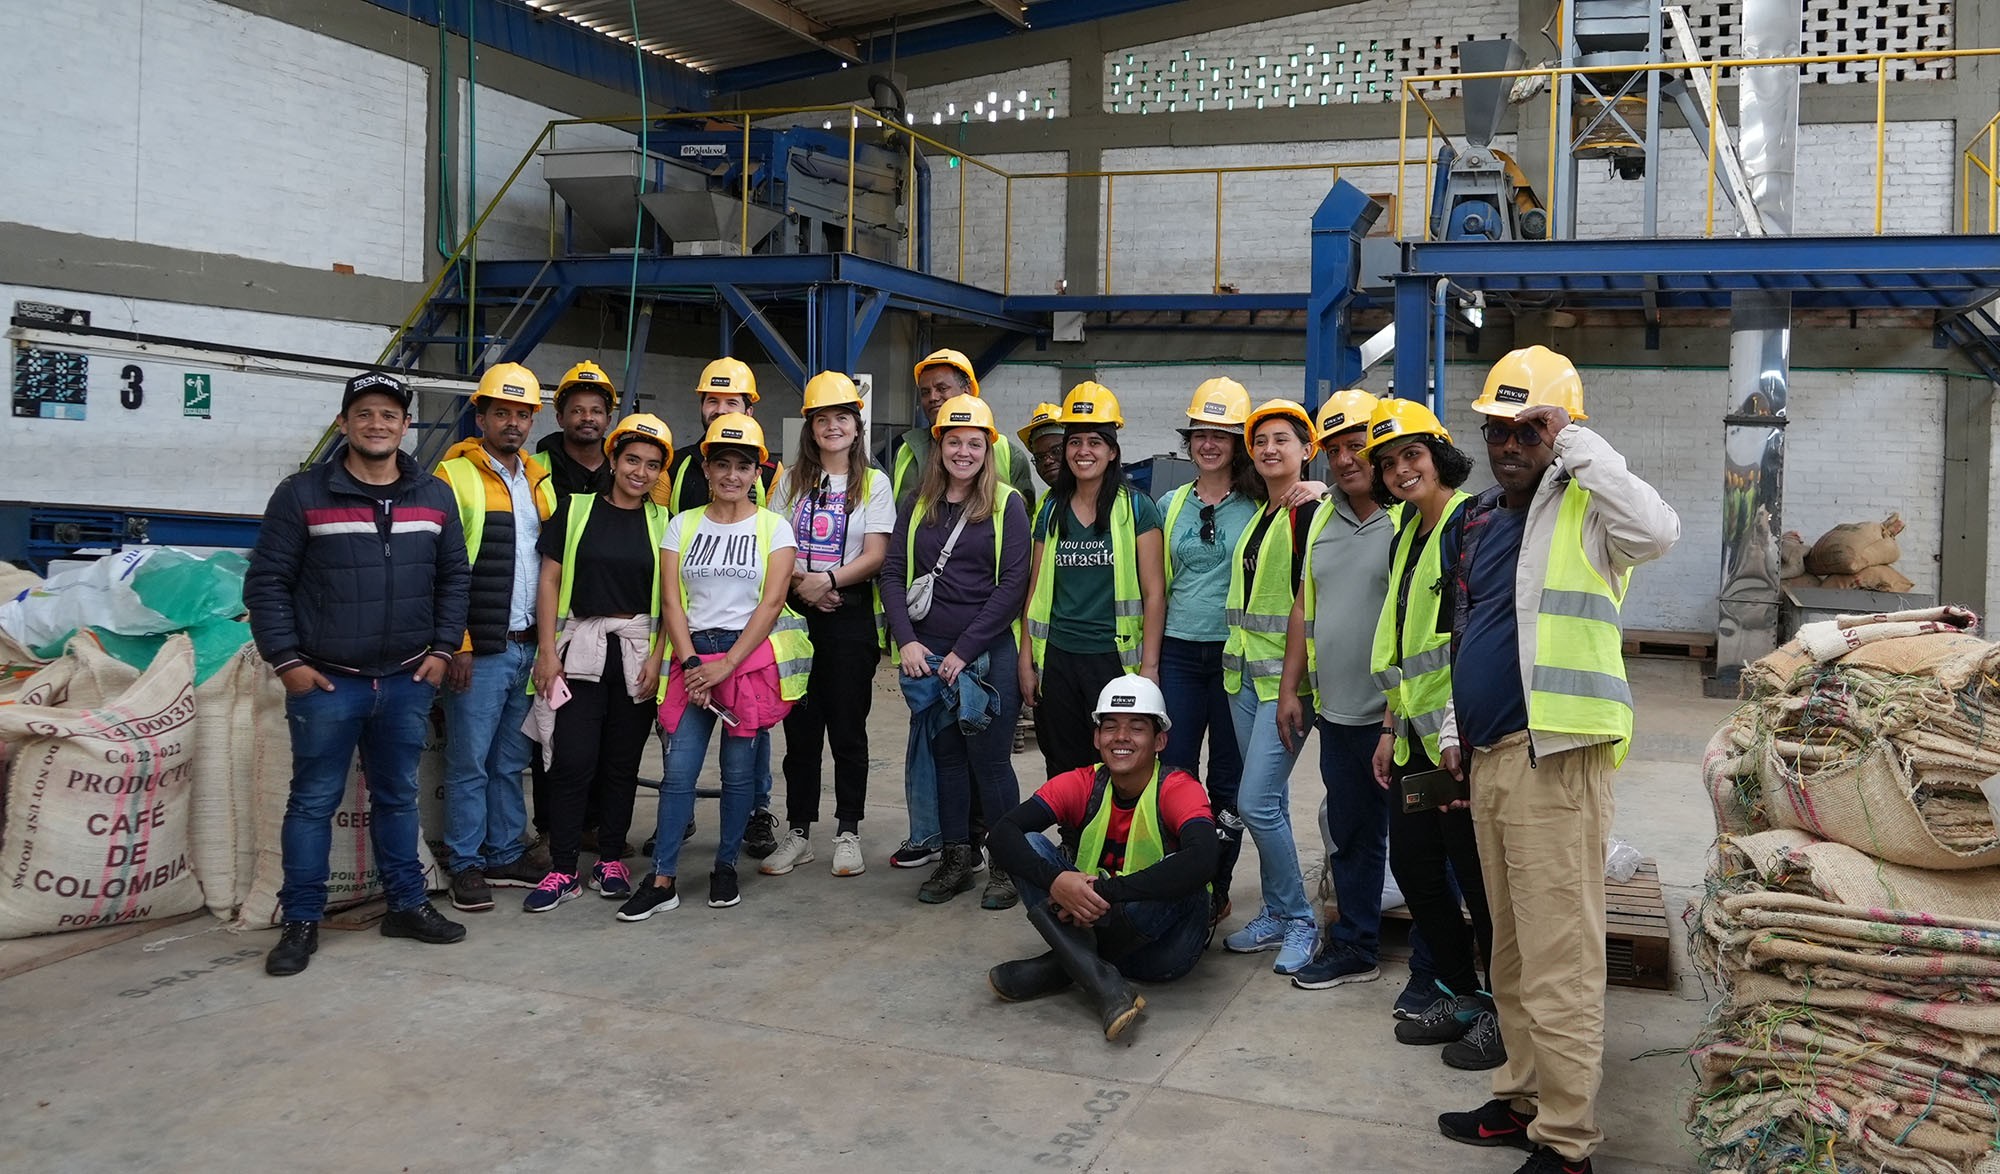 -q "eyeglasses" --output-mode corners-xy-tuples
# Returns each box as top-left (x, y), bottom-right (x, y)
(1199, 504), (1217, 544)
(1480, 422), (1545, 447)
